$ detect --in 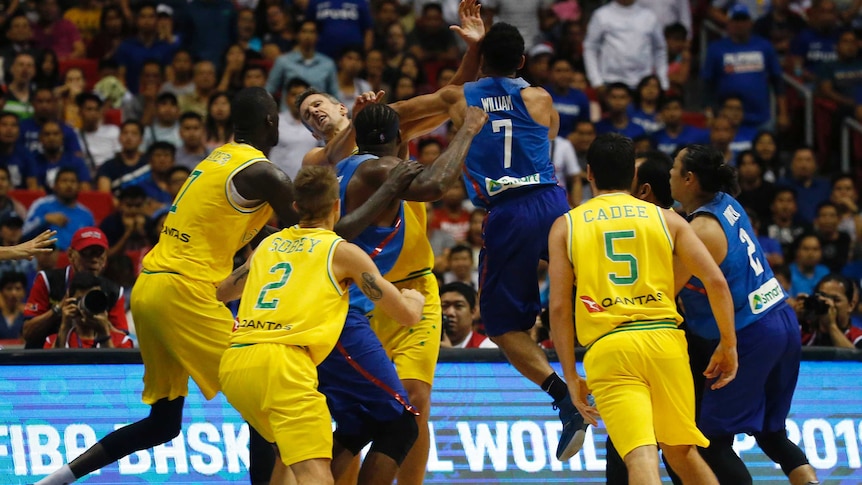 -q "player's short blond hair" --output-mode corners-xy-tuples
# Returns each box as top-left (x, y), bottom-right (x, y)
(293, 166), (339, 222)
